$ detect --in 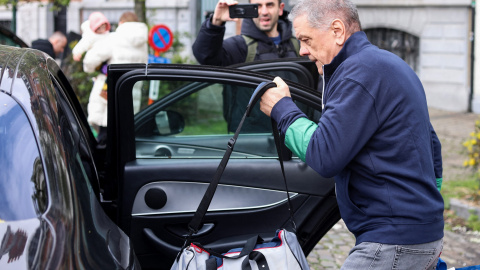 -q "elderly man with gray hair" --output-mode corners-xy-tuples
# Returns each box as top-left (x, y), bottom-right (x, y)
(260, 0), (444, 268)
